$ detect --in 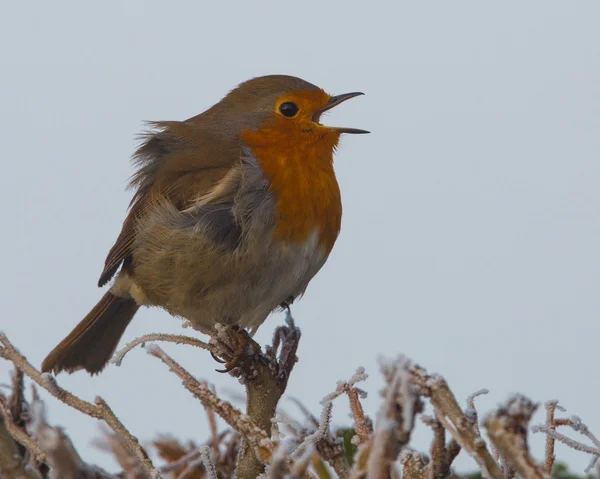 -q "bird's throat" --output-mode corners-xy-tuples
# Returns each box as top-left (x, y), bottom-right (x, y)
(242, 128), (342, 252)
